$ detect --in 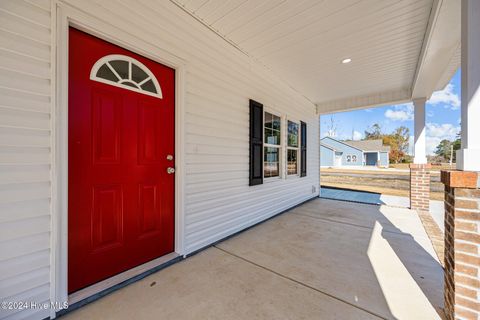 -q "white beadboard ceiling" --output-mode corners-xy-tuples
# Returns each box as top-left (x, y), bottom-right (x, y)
(172, 0), (460, 112)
